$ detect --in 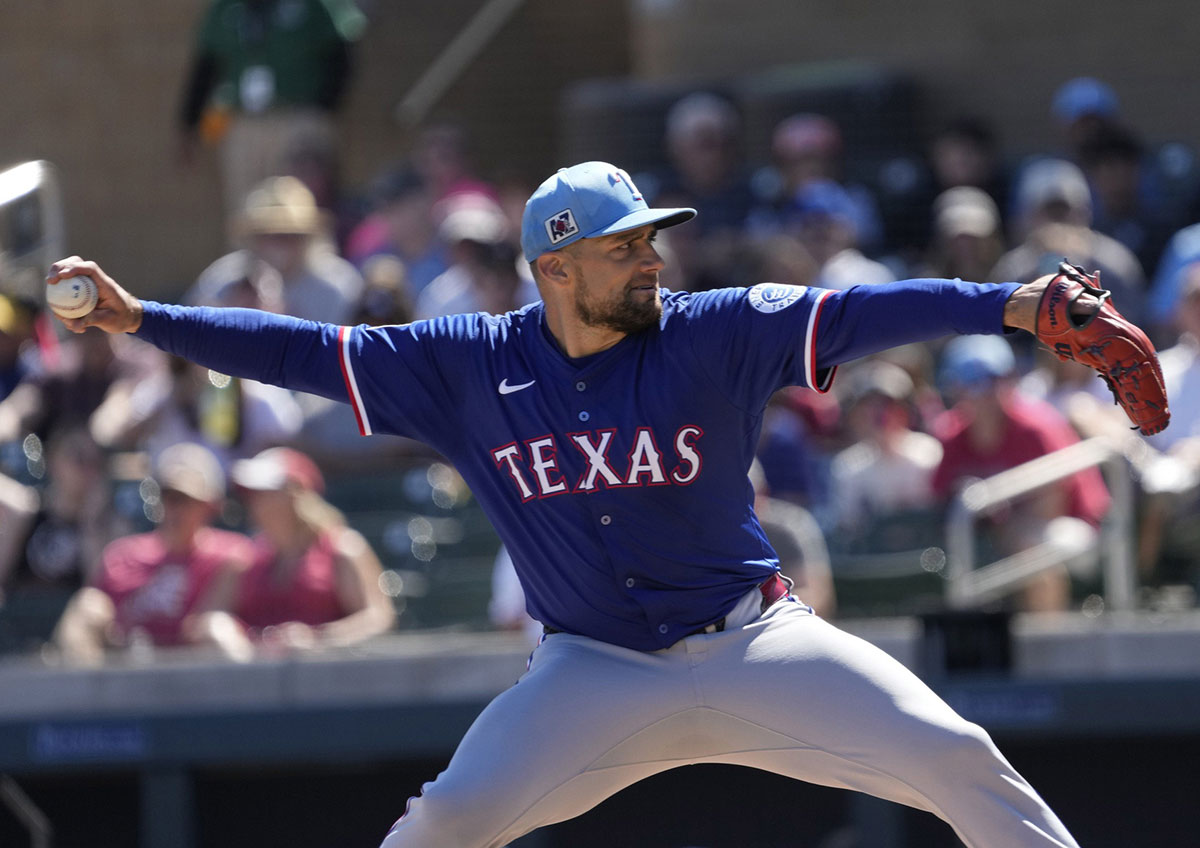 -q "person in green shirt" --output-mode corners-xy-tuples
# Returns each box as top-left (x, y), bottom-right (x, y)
(177, 0), (367, 220)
